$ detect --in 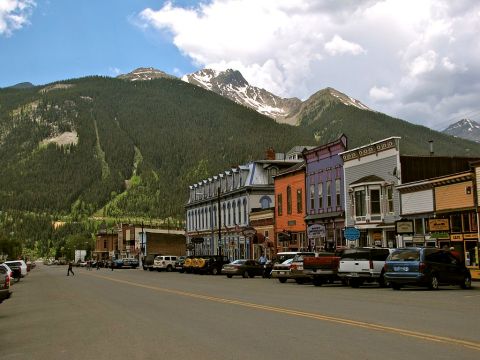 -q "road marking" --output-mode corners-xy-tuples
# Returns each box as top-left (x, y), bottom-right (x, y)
(89, 273), (480, 351)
